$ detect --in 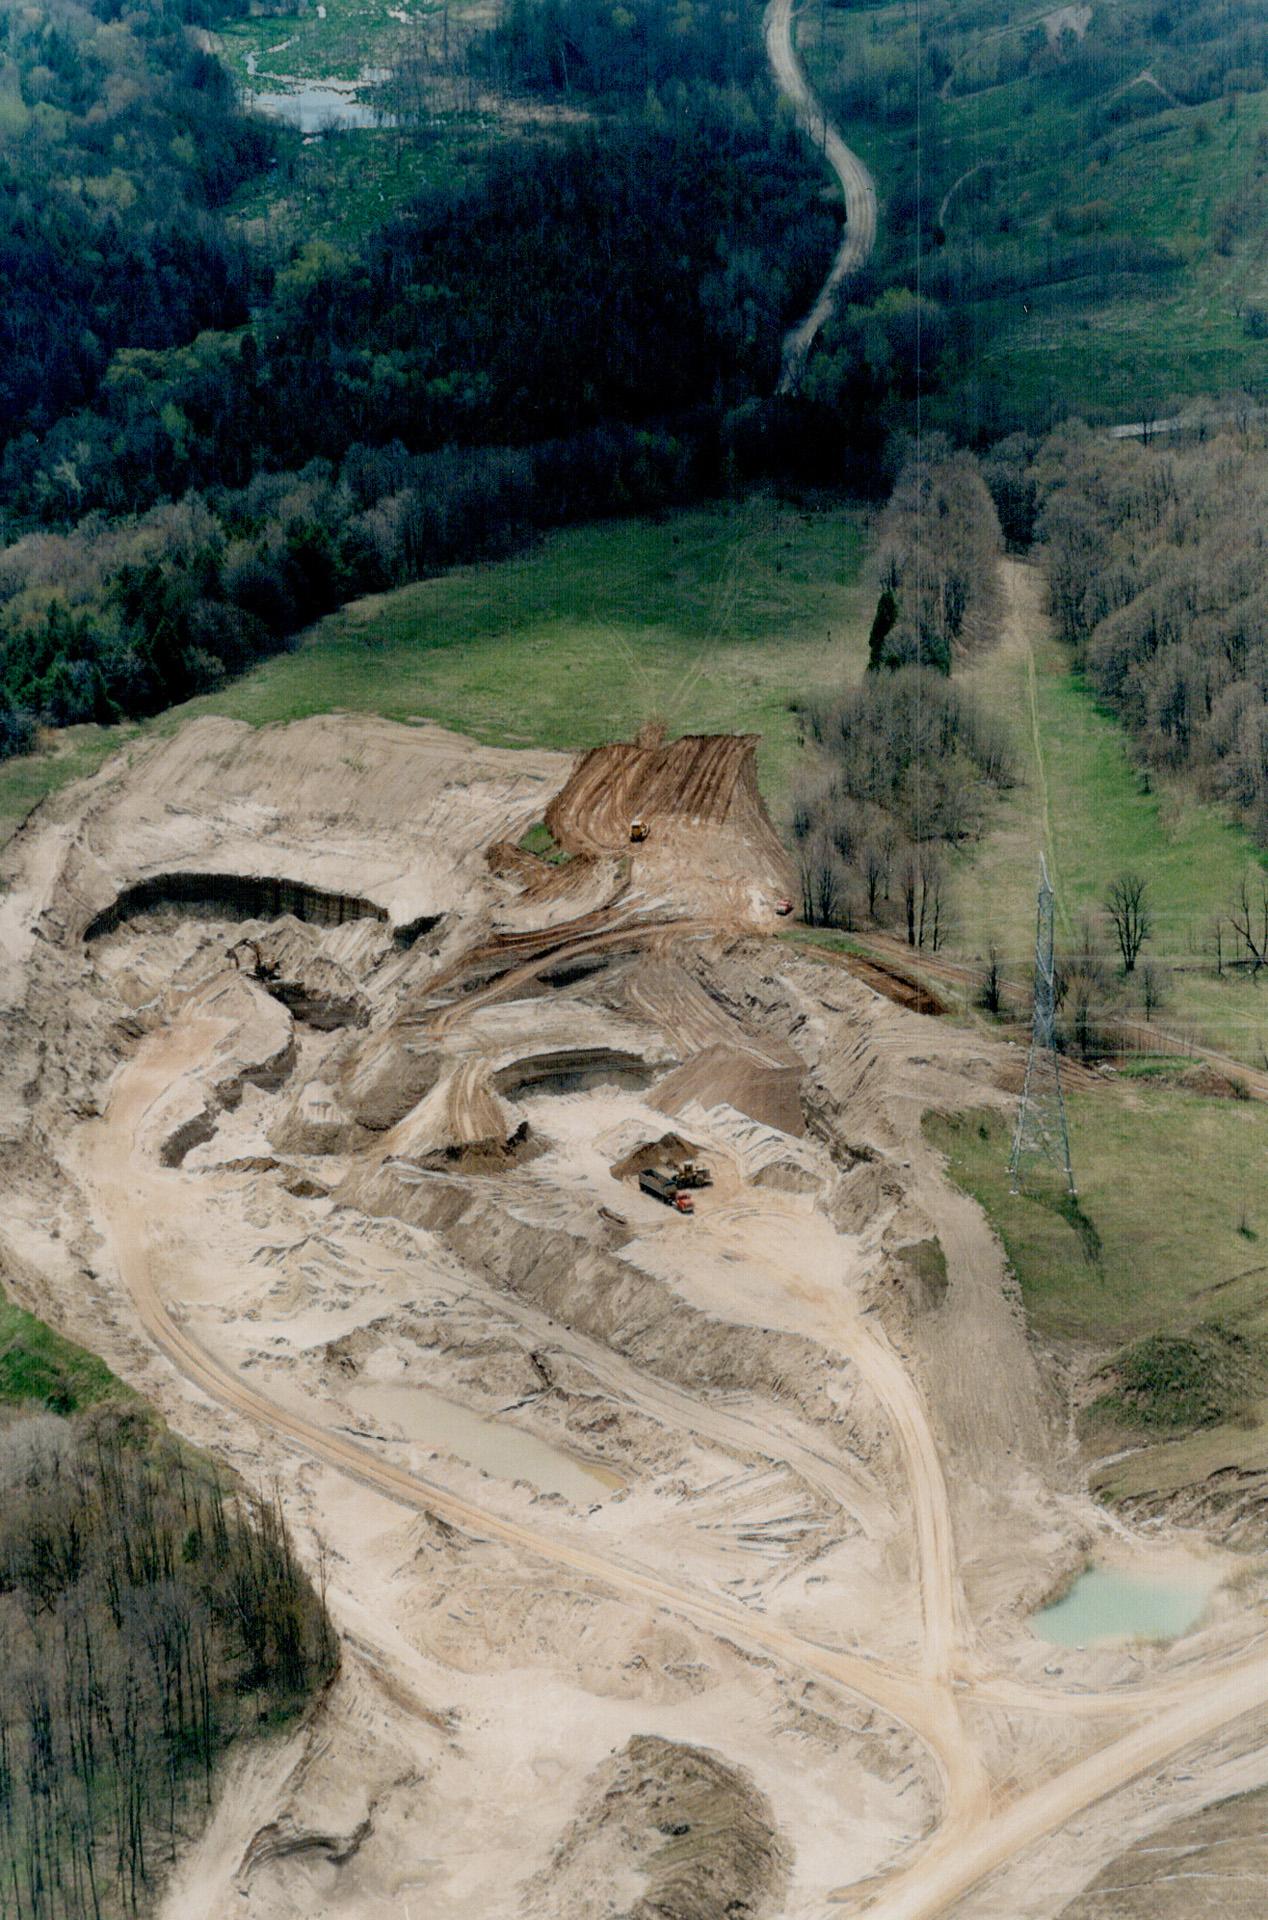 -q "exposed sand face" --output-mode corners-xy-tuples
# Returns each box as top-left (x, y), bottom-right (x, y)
(2, 715), (1267, 1920)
